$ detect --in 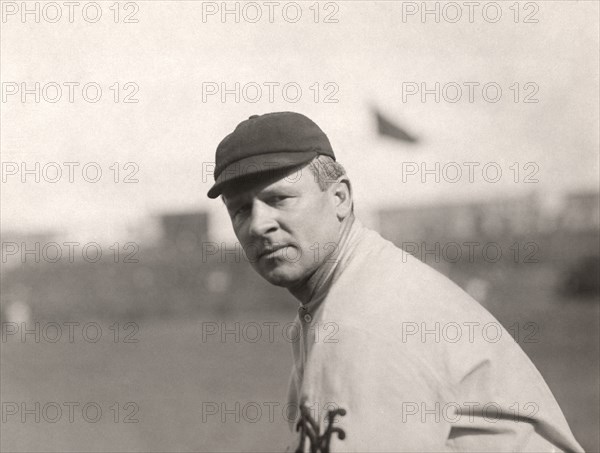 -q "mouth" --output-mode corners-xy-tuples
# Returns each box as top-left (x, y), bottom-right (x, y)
(259, 245), (288, 260)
